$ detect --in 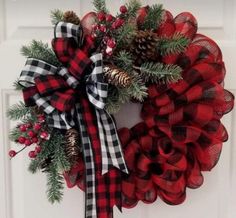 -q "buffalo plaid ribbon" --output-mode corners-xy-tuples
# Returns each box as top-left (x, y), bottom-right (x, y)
(19, 22), (128, 218)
